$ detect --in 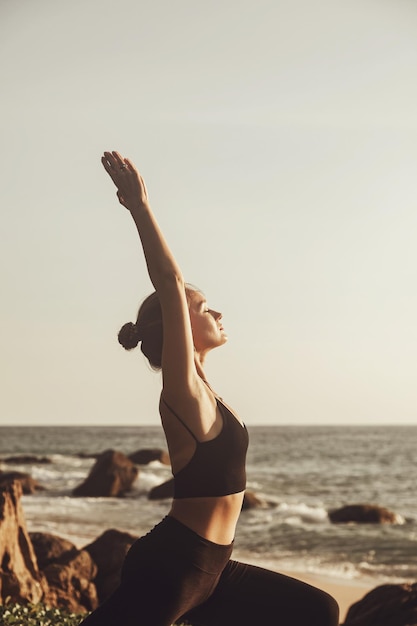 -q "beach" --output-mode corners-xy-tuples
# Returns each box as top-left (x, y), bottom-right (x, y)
(1, 423), (415, 622)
